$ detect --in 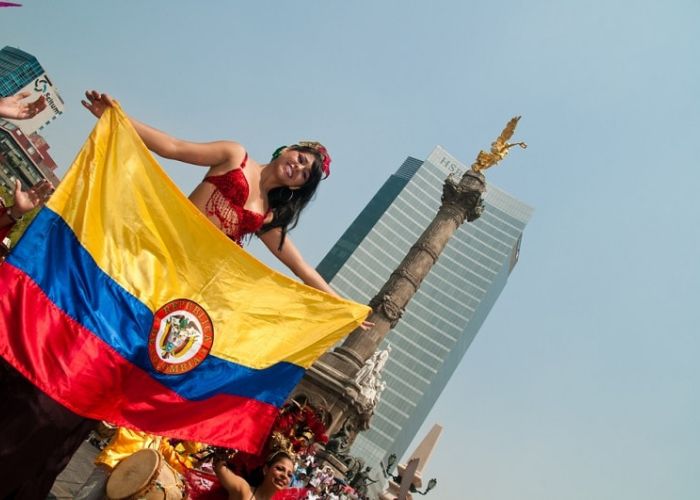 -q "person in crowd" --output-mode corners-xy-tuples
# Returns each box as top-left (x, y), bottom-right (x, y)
(0, 179), (53, 243)
(0, 89), (65, 500)
(215, 451), (294, 500)
(0, 92), (46, 120)
(0, 91), (52, 246)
